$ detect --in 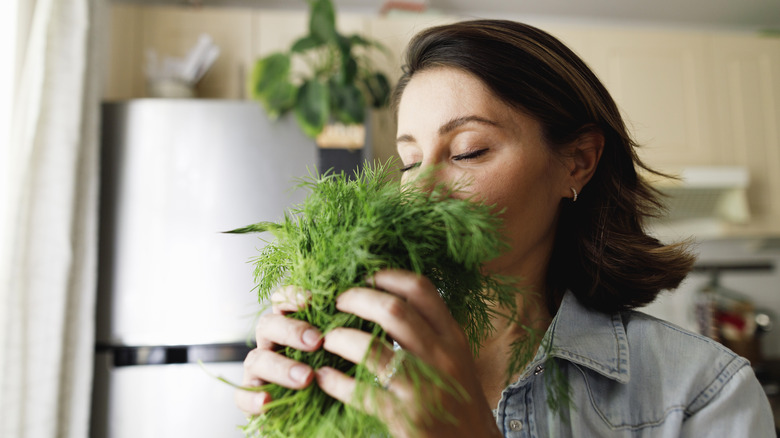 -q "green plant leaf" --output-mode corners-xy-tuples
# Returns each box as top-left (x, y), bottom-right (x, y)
(350, 33), (391, 57)
(333, 34), (356, 84)
(349, 34), (371, 47)
(294, 78), (330, 137)
(249, 53), (292, 100)
(247, 0), (391, 138)
(291, 34), (324, 53)
(329, 80), (365, 124)
(336, 33), (352, 55)
(336, 55), (358, 85)
(309, 0), (337, 44)
(261, 81), (297, 119)
(362, 72), (391, 108)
